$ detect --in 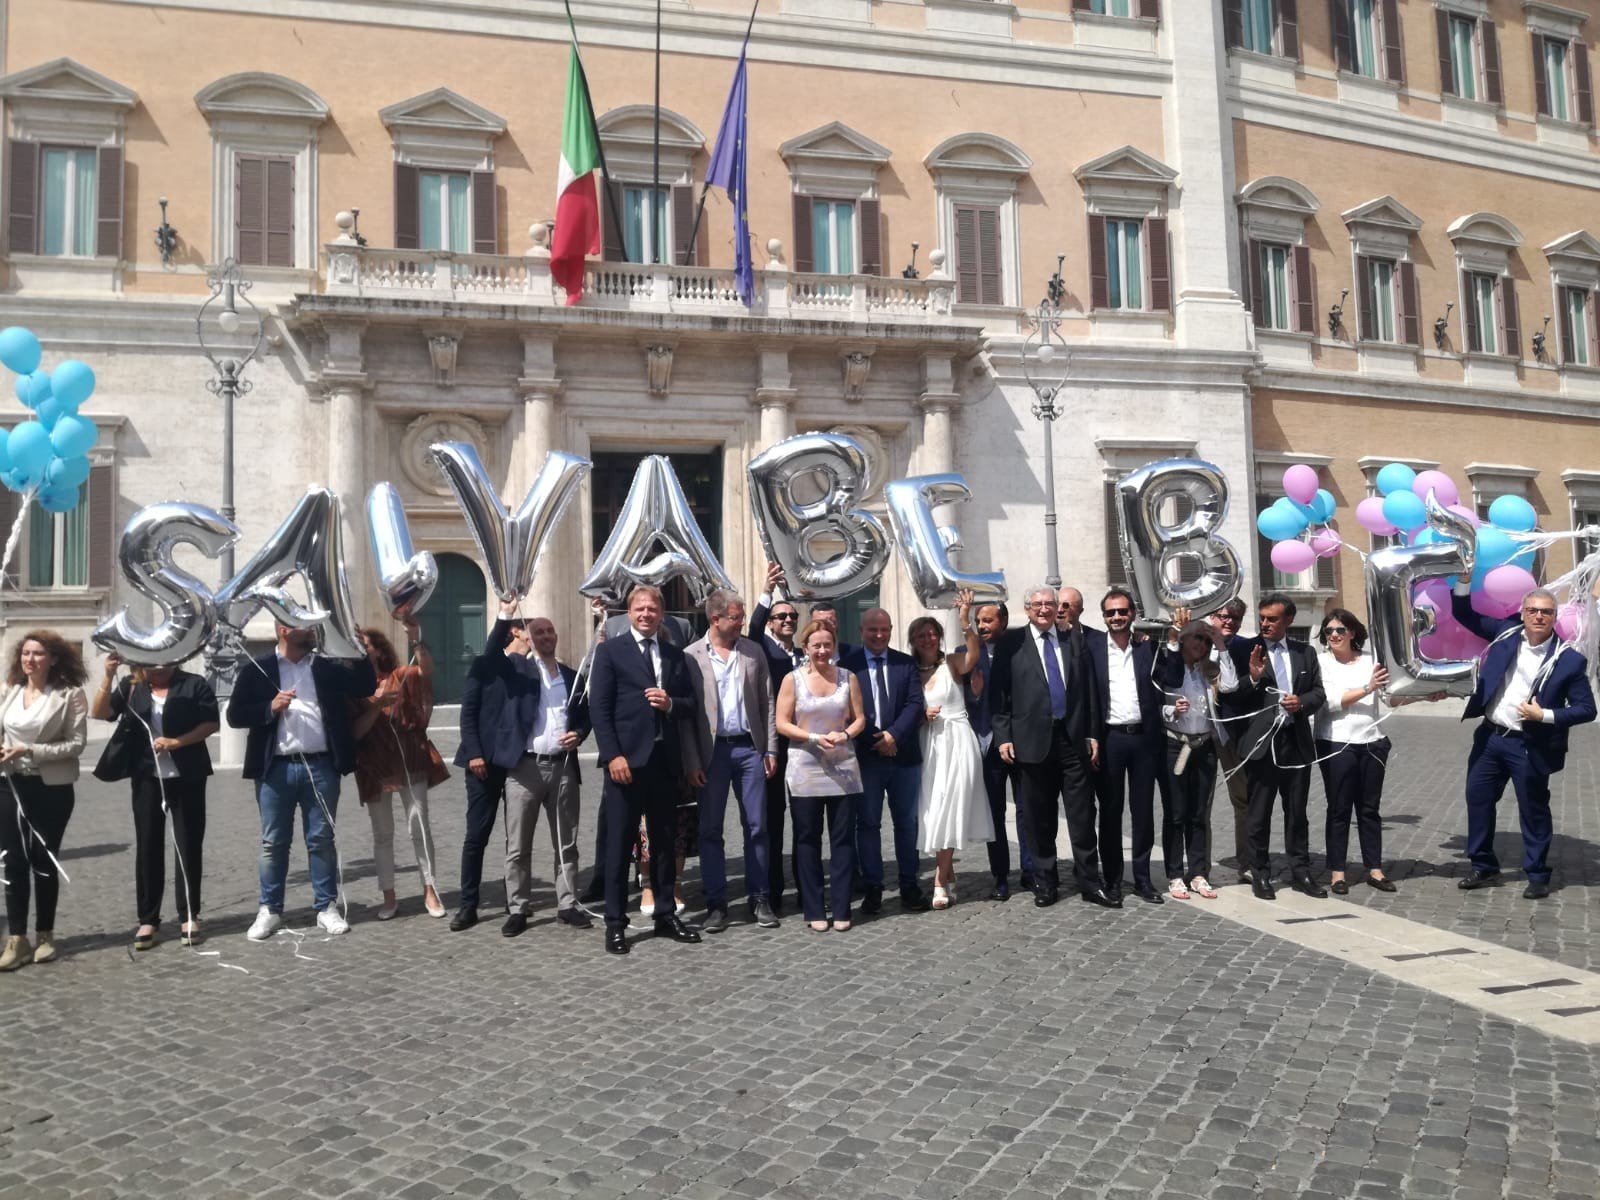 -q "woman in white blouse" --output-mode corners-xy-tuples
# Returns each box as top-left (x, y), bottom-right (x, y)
(0, 630), (89, 971)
